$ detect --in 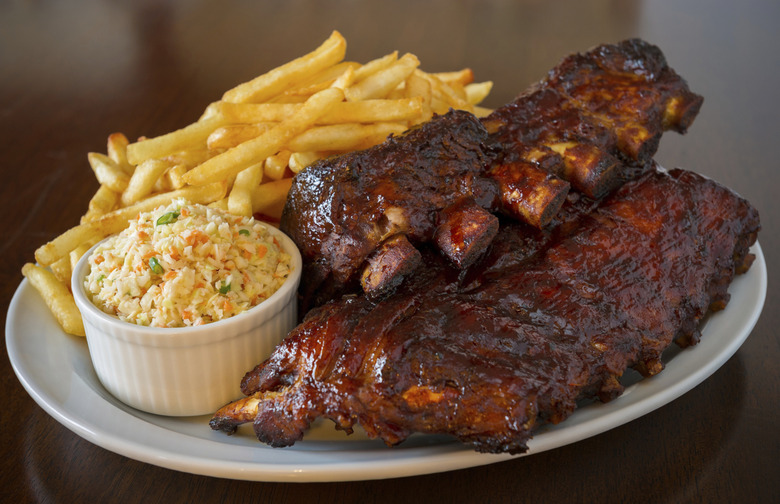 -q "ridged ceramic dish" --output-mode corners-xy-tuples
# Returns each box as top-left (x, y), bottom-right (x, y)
(71, 225), (302, 417)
